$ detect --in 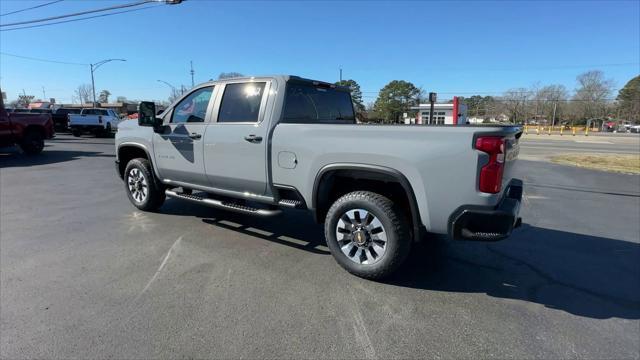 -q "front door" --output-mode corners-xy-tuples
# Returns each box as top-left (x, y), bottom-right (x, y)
(203, 81), (271, 195)
(153, 86), (215, 186)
